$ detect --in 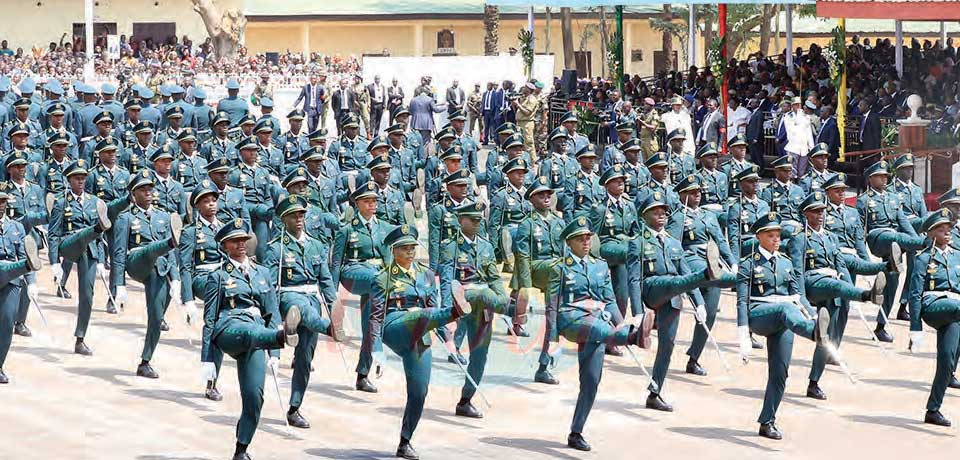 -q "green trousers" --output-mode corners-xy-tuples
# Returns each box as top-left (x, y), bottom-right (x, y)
(140, 271), (171, 362)
(342, 263), (379, 376)
(126, 240), (174, 284)
(810, 300), (849, 382)
(106, 196), (130, 222)
(0, 260), (30, 332)
(214, 315), (283, 445)
(803, 273), (867, 305)
(459, 287), (508, 402)
(749, 302), (816, 424)
(556, 306), (632, 434)
(192, 274), (223, 375)
(278, 291), (332, 410)
(0, 283), (22, 368)
(72, 254), (97, 338)
(641, 270), (709, 310)
(381, 307), (457, 440)
(650, 307), (681, 394)
(920, 297), (960, 412)
(685, 255), (736, 362)
(866, 229), (926, 327)
(841, 253), (886, 276)
(601, 240), (630, 318)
